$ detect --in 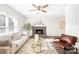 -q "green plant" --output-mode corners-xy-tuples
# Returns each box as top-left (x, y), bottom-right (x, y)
(23, 23), (32, 31)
